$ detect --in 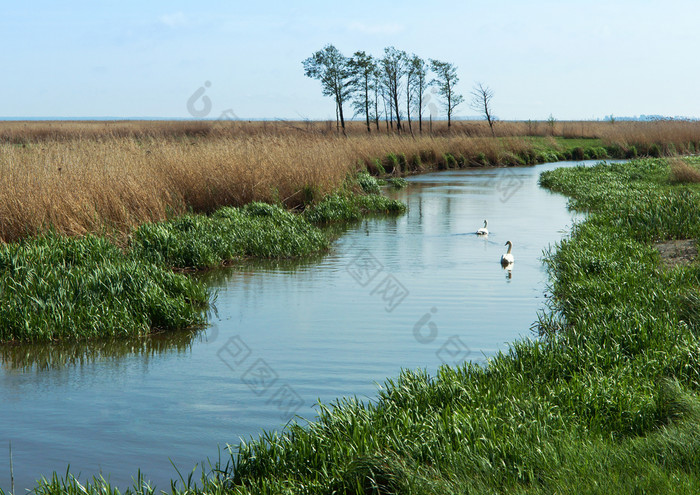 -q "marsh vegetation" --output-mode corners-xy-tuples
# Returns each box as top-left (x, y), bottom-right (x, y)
(7, 156), (699, 494)
(3, 118), (700, 492)
(1, 119), (699, 243)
